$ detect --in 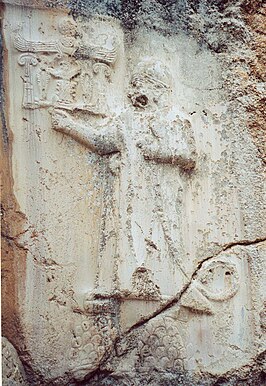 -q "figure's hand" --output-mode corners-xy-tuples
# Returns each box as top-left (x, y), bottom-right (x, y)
(137, 136), (160, 160)
(50, 109), (72, 132)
